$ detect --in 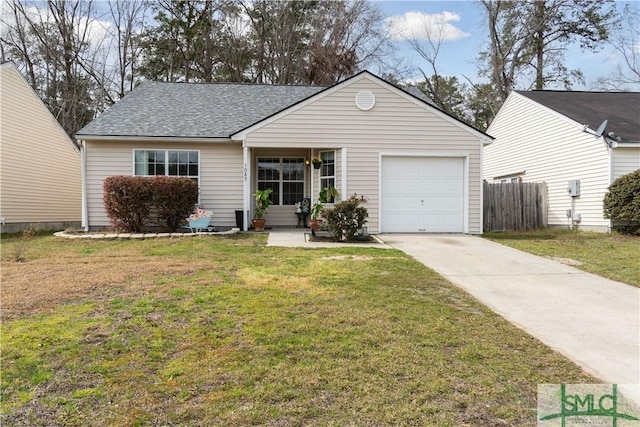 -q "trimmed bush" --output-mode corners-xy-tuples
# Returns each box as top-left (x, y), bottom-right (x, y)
(152, 176), (199, 232)
(603, 169), (640, 234)
(323, 197), (368, 241)
(103, 176), (200, 232)
(103, 176), (154, 232)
